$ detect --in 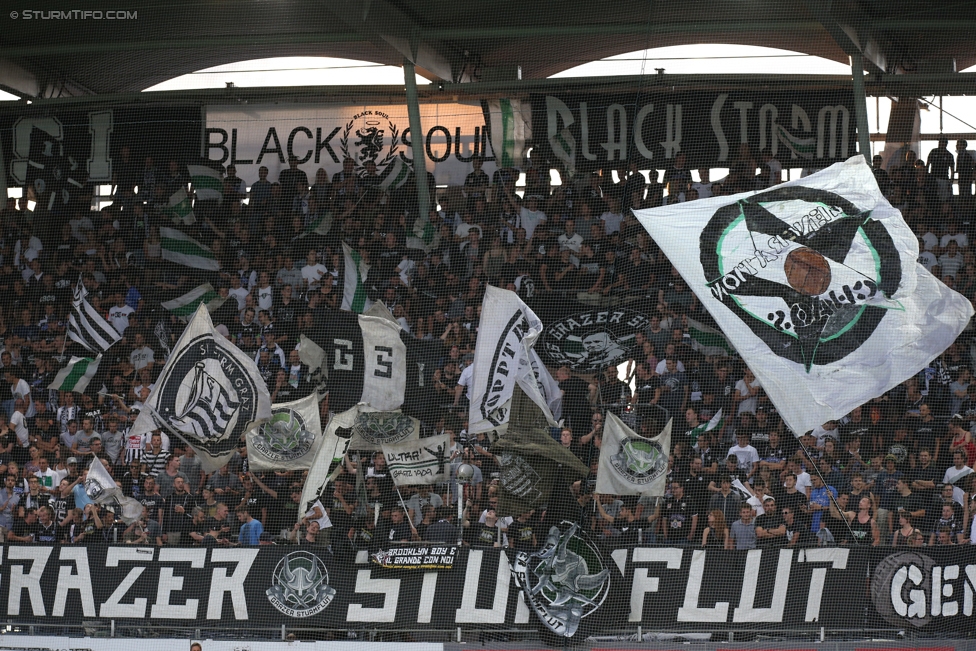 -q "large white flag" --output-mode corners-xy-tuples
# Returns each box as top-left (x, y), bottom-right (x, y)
(246, 393), (323, 471)
(468, 286), (559, 437)
(298, 404), (363, 519)
(595, 411), (672, 496)
(129, 304), (272, 472)
(635, 156), (974, 435)
(383, 433), (452, 486)
(85, 458), (144, 524)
